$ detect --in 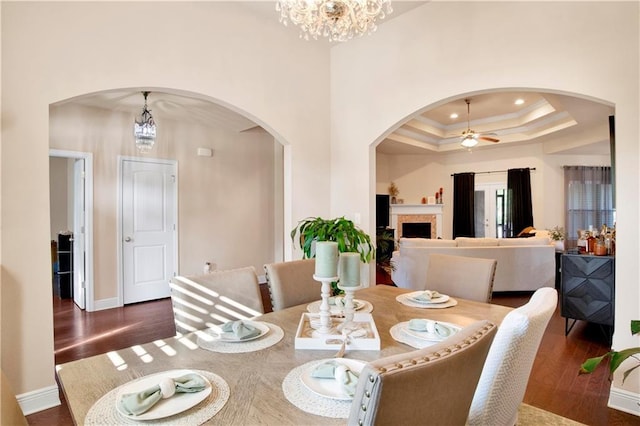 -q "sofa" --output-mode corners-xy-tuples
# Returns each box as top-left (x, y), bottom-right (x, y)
(390, 236), (556, 292)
